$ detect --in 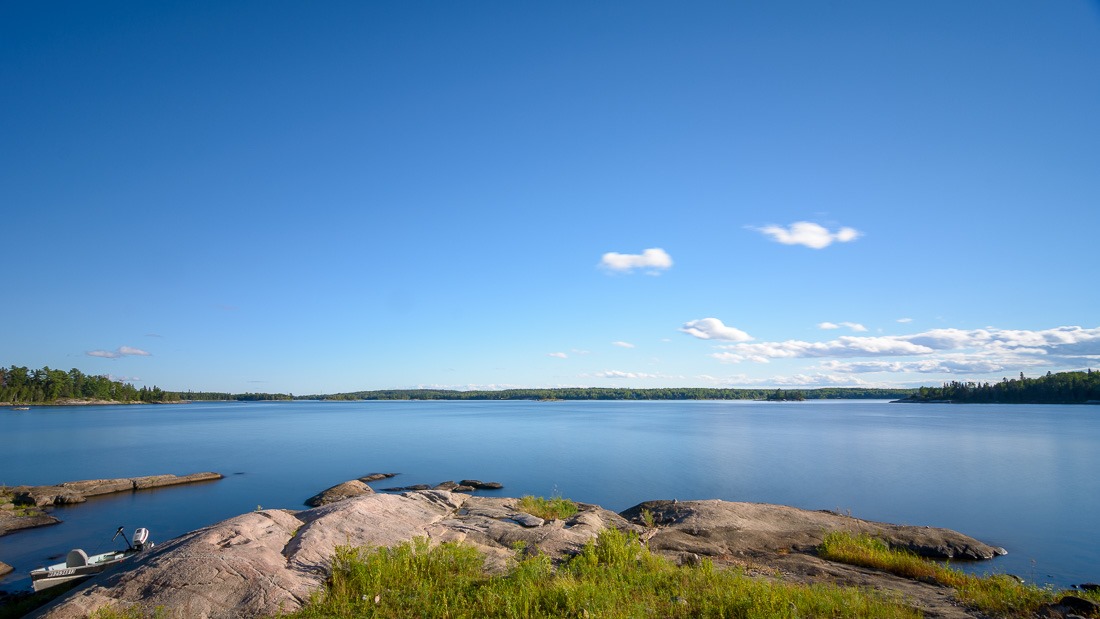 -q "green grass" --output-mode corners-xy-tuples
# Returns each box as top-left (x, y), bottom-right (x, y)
(818, 531), (1100, 618)
(515, 495), (579, 521)
(279, 528), (921, 619)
